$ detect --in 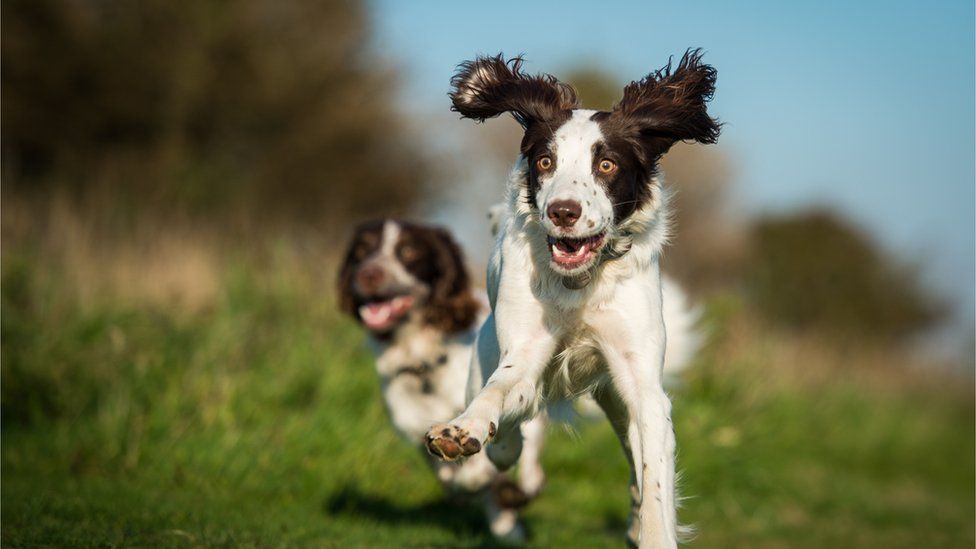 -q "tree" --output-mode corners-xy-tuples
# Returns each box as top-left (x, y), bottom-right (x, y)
(744, 210), (944, 342)
(2, 0), (428, 225)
